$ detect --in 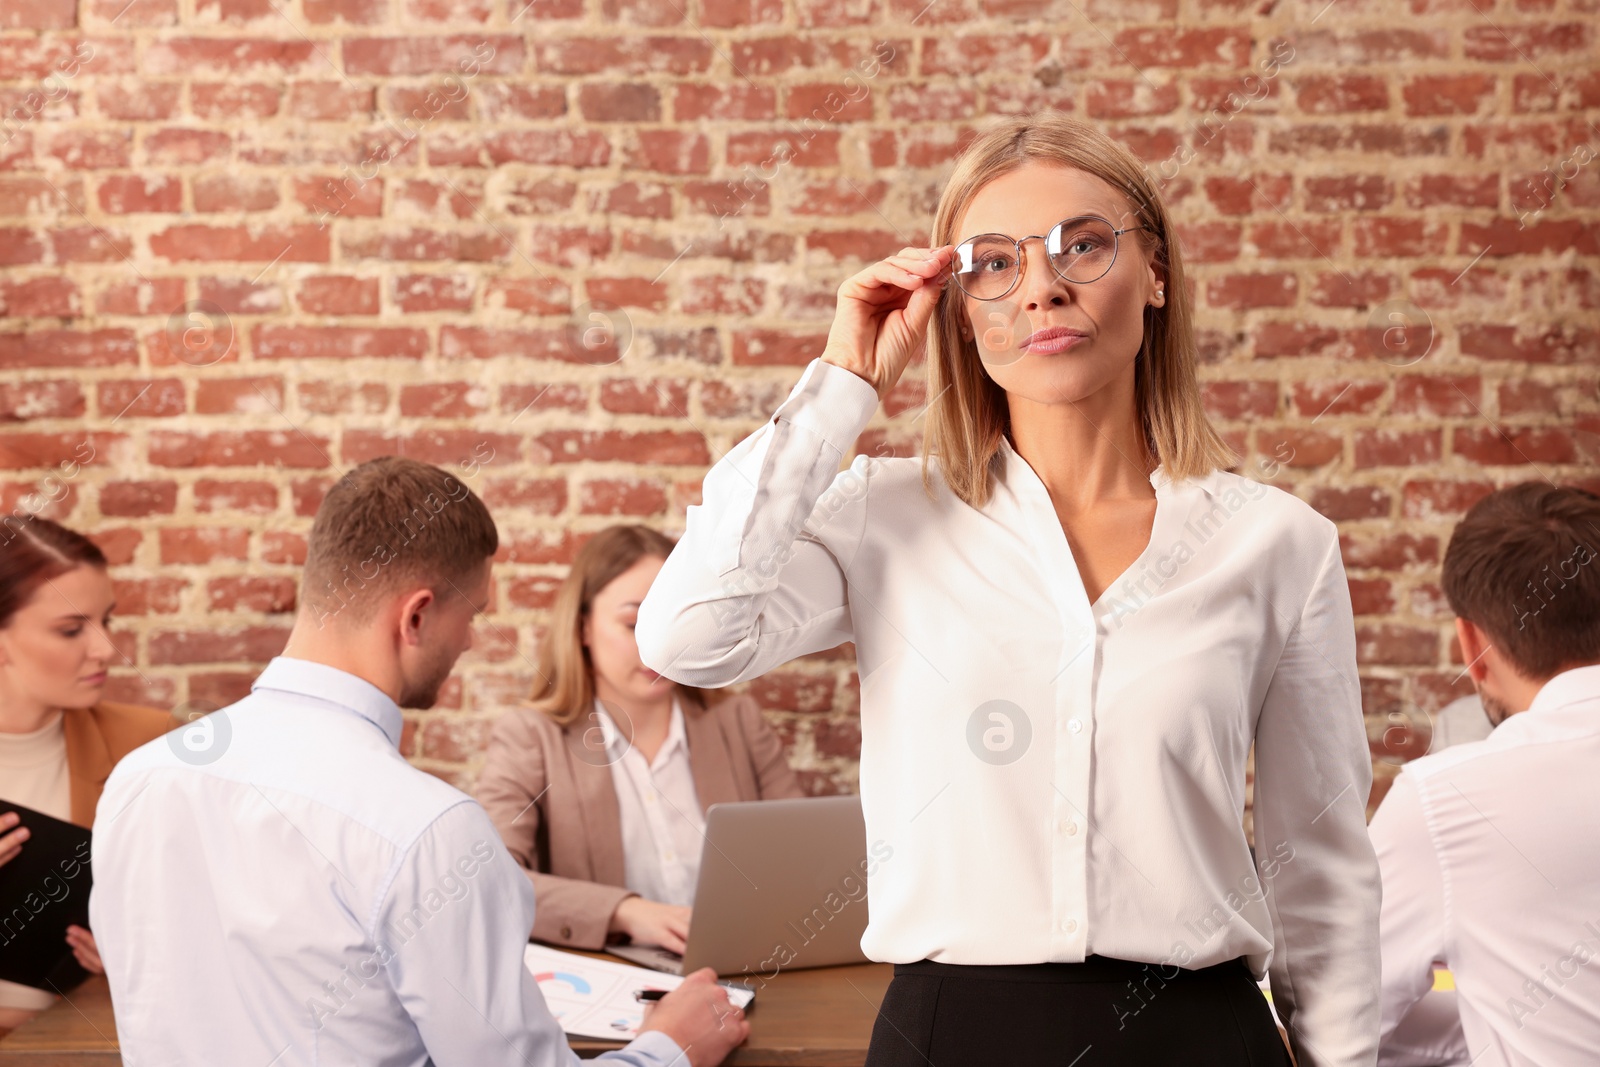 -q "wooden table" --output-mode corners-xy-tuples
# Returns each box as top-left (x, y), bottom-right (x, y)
(0, 961), (894, 1066)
